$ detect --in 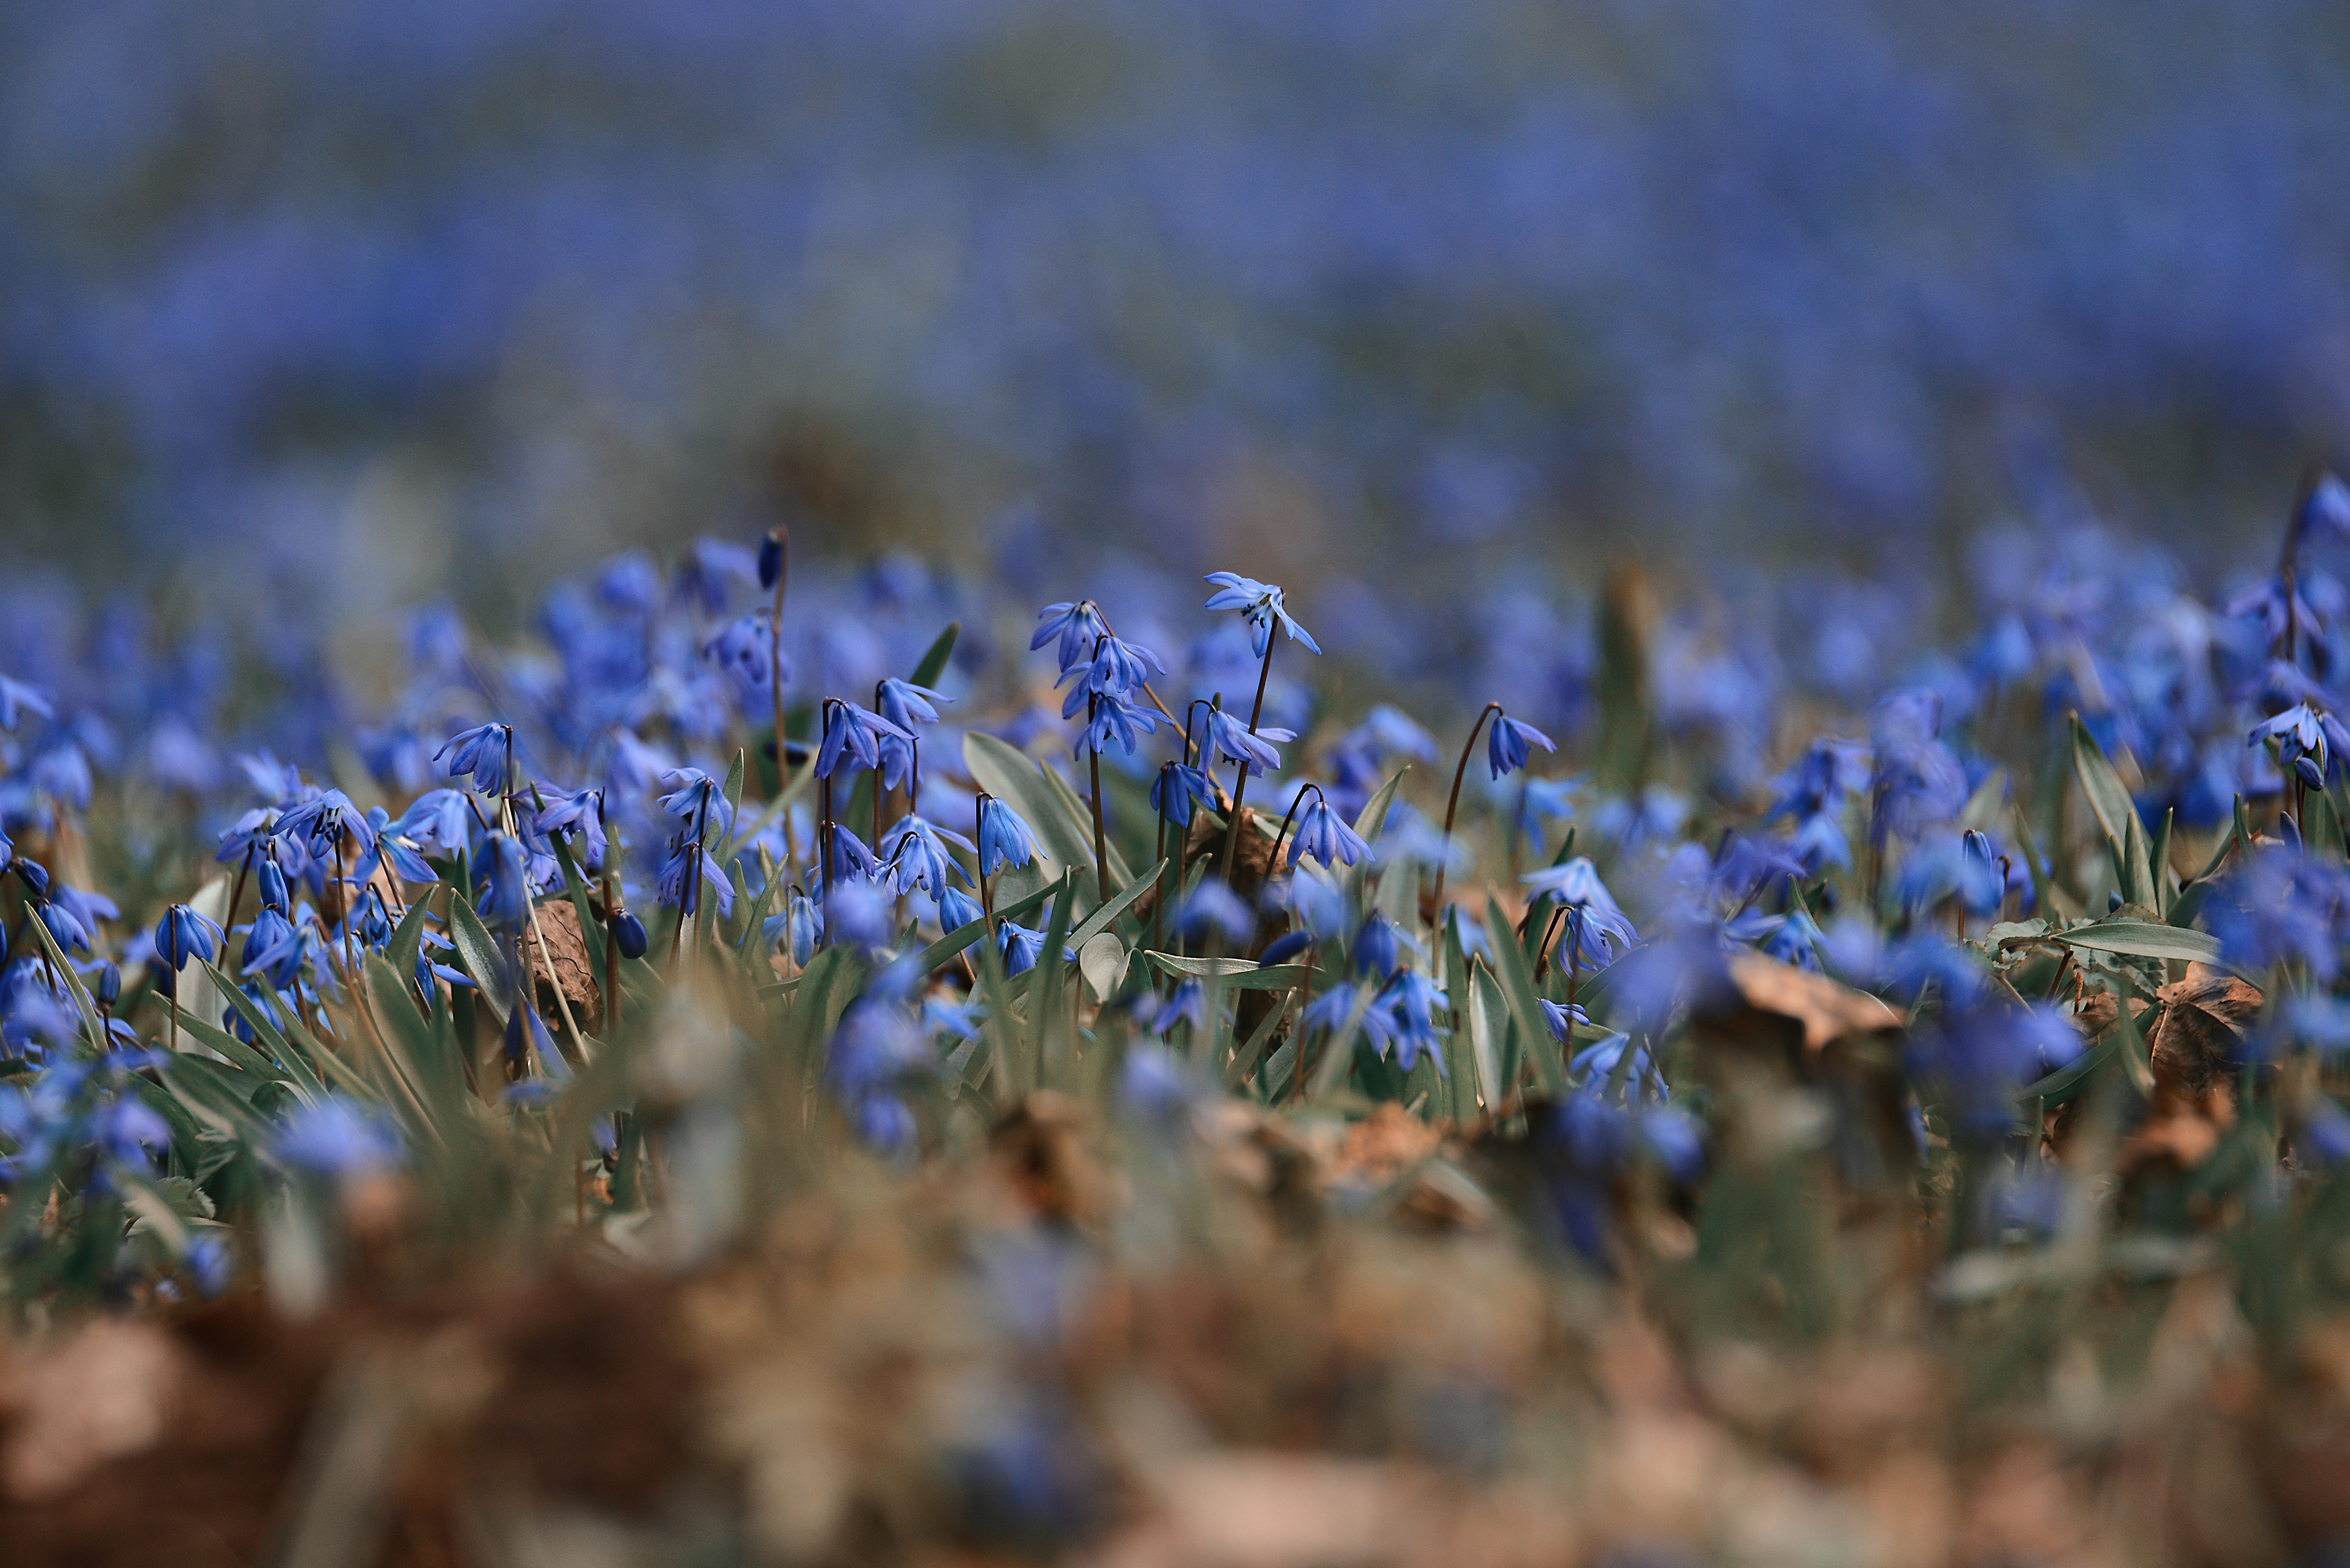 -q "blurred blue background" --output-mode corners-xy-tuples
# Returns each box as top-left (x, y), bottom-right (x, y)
(5, 0), (2348, 640)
